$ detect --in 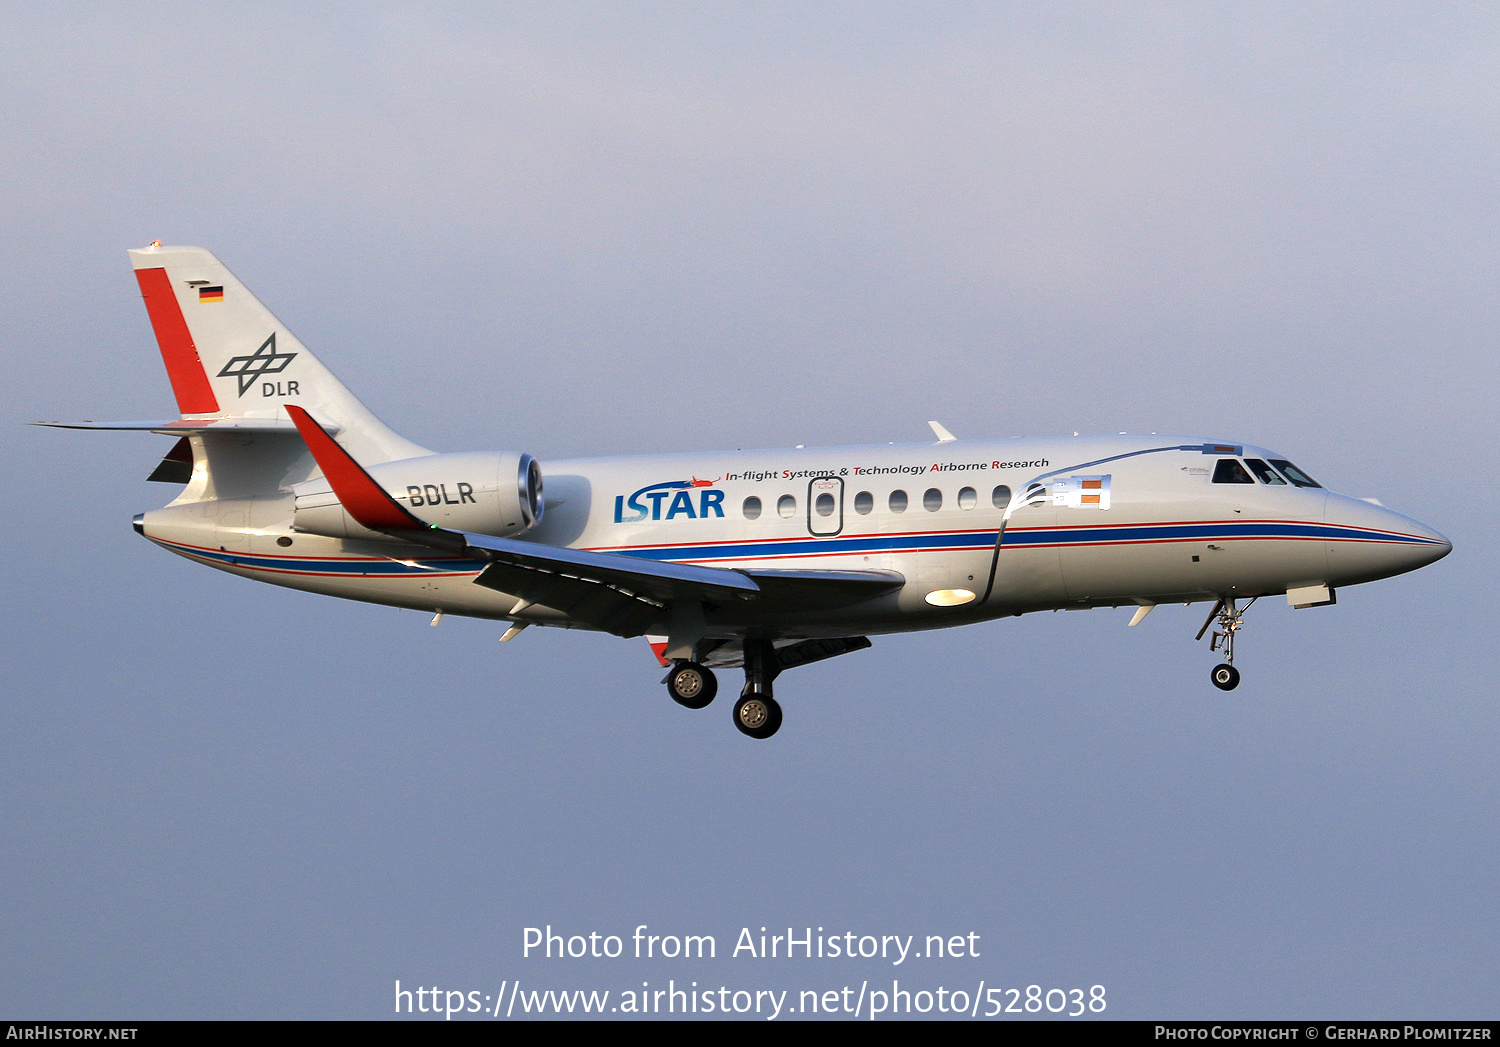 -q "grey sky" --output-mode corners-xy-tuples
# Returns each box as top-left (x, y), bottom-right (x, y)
(2, 4), (1495, 1018)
